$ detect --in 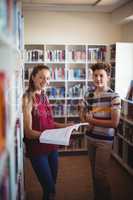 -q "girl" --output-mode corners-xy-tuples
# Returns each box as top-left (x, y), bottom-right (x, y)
(23, 64), (72, 200)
